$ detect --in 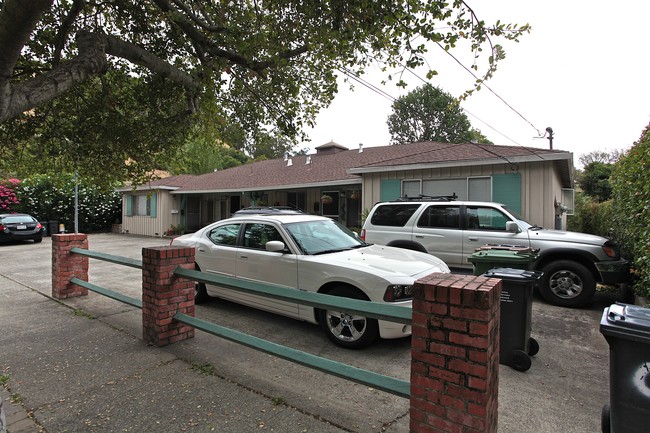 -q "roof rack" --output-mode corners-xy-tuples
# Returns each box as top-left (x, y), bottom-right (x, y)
(393, 193), (458, 202)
